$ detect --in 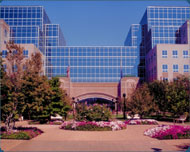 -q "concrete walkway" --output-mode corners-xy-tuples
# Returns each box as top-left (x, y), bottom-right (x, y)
(1, 121), (190, 151)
